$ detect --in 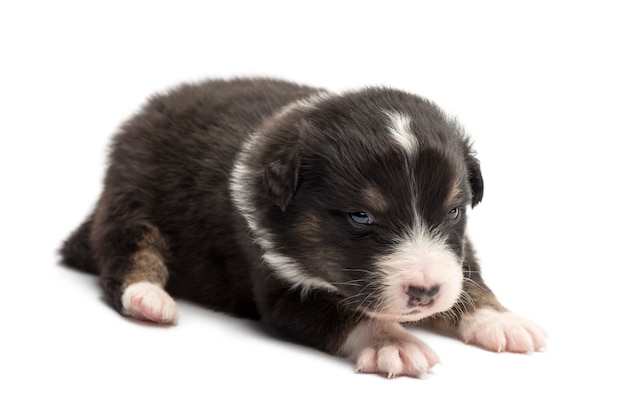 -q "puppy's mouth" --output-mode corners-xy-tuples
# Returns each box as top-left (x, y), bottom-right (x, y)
(359, 284), (454, 323)
(365, 309), (431, 323)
